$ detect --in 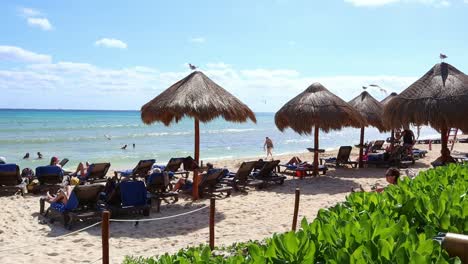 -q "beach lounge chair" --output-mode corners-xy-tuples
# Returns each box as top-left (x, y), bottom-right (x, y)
(146, 172), (178, 212)
(320, 146), (358, 168)
(105, 180), (150, 217)
(252, 160), (286, 185)
(83, 163), (111, 183)
(41, 184), (105, 229)
(34, 165), (64, 194)
(0, 164), (25, 196)
(221, 161), (264, 191)
(115, 159), (155, 180)
(371, 140), (385, 152)
(198, 169), (233, 198)
(154, 158), (189, 178)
